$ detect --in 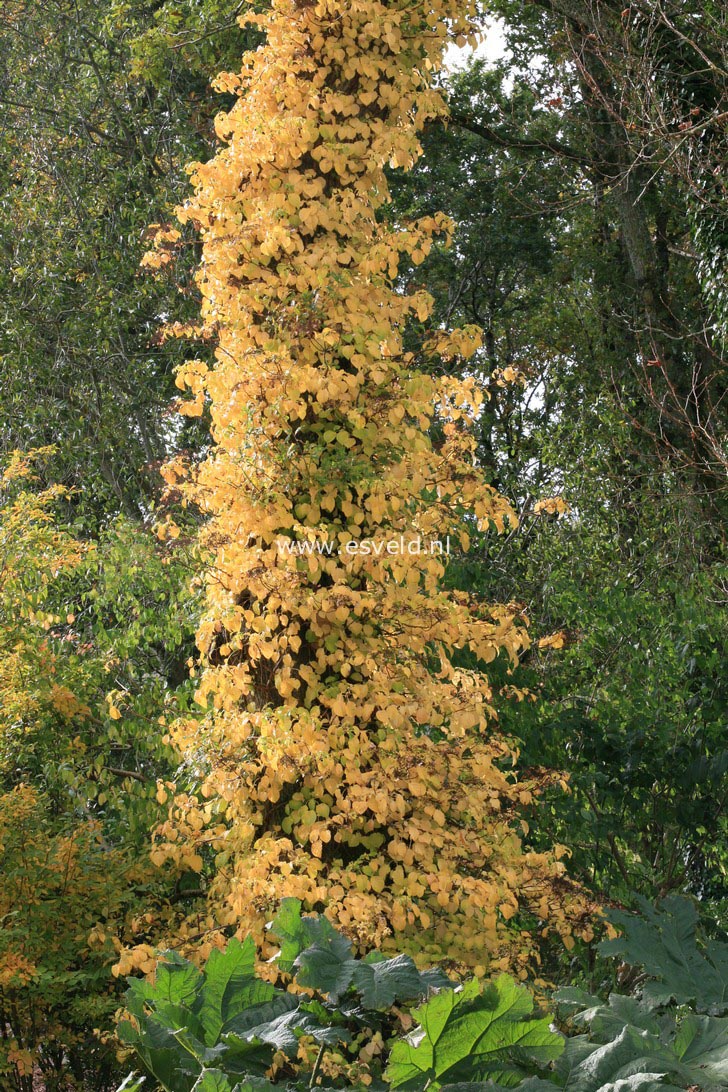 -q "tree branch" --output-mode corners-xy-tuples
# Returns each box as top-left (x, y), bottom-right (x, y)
(447, 111), (590, 166)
